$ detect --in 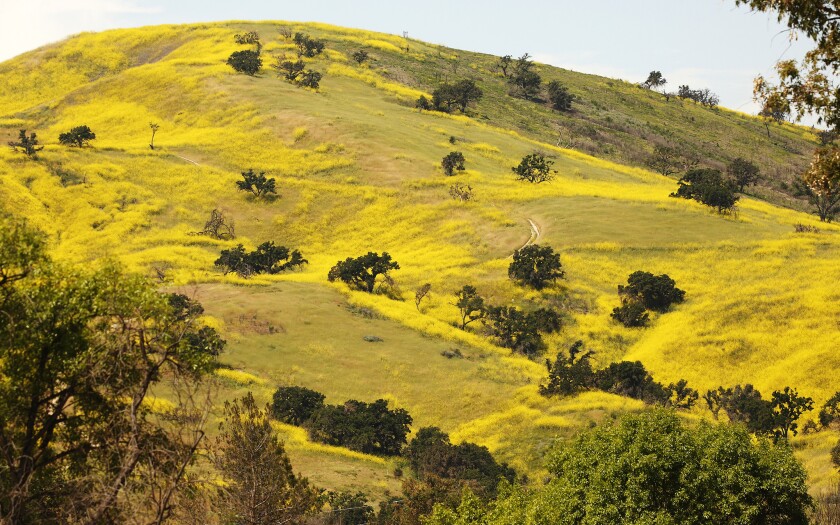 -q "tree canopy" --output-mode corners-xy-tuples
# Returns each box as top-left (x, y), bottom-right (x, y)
(512, 152), (555, 183)
(58, 125), (96, 147)
(327, 252), (399, 292)
(508, 244), (565, 290)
